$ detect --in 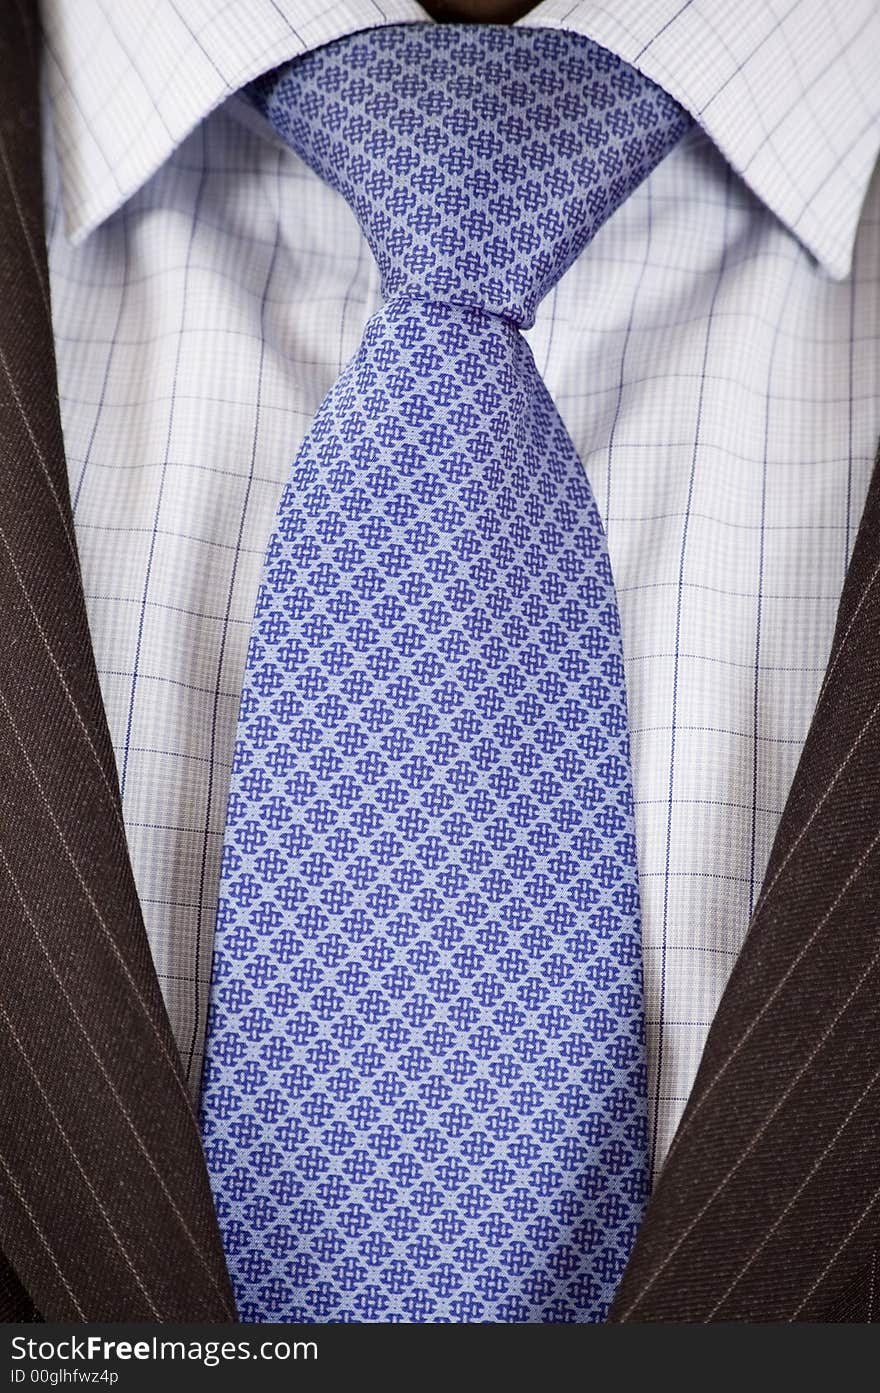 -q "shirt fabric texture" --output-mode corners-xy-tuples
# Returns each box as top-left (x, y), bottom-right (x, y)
(41, 0), (880, 1174)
